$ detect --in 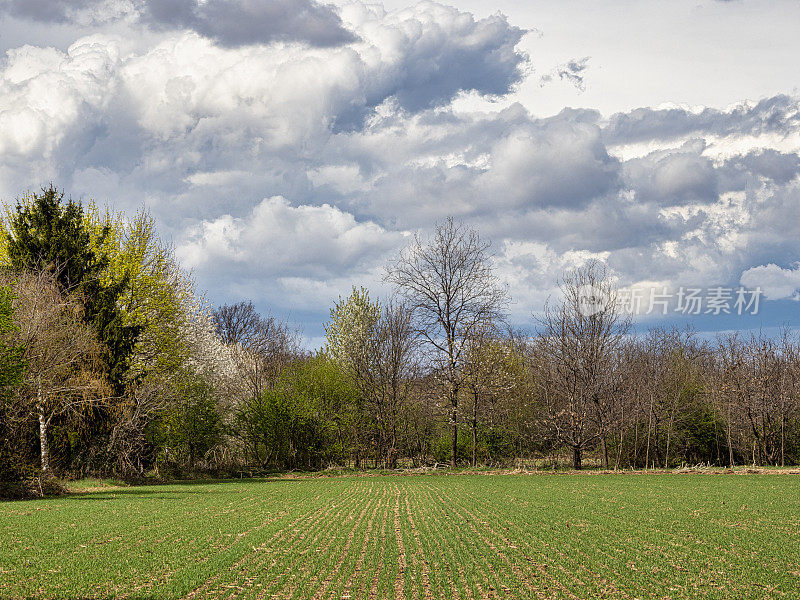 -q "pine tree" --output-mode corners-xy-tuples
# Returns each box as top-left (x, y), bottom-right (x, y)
(6, 185), (139, 394)
(7, 184), (94, 291)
